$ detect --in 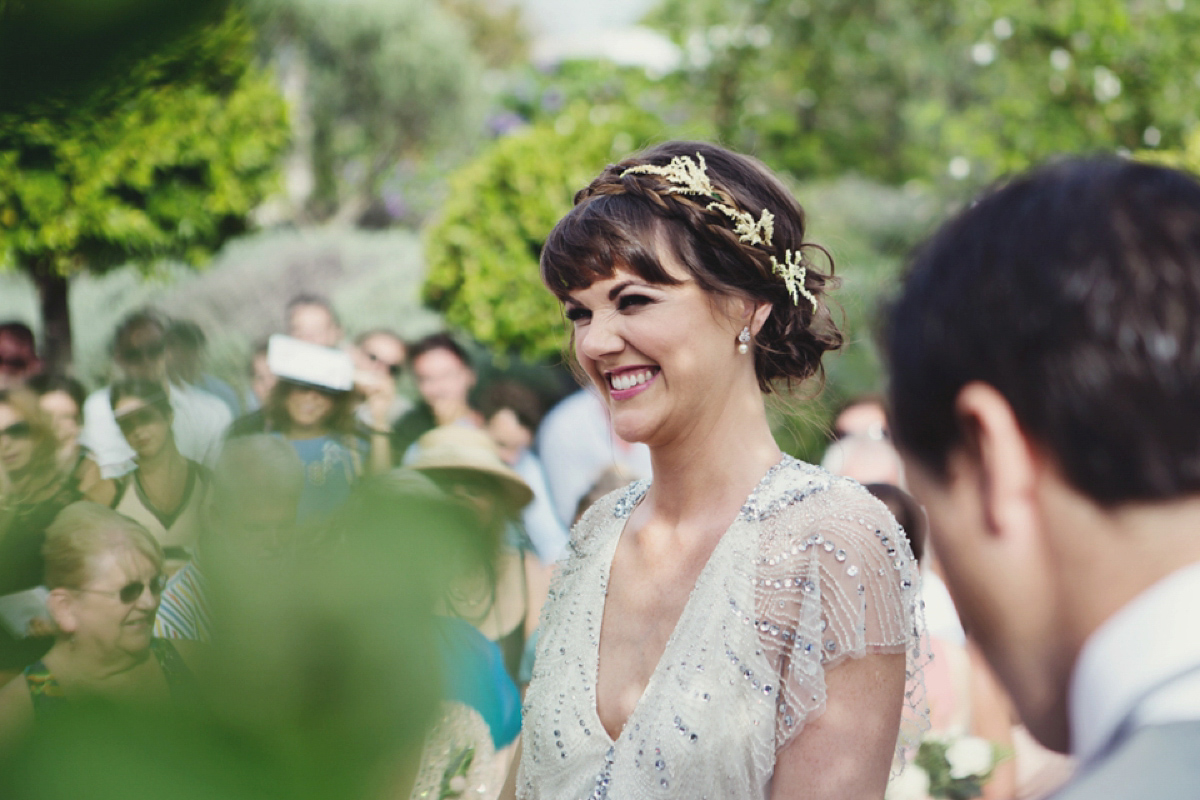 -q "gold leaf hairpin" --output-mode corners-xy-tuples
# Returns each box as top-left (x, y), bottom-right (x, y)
(621, 152), (819, 312)
(621, 154), (716, 197)
(771, 251), (819, 312)
(708, 203), (775, 247)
